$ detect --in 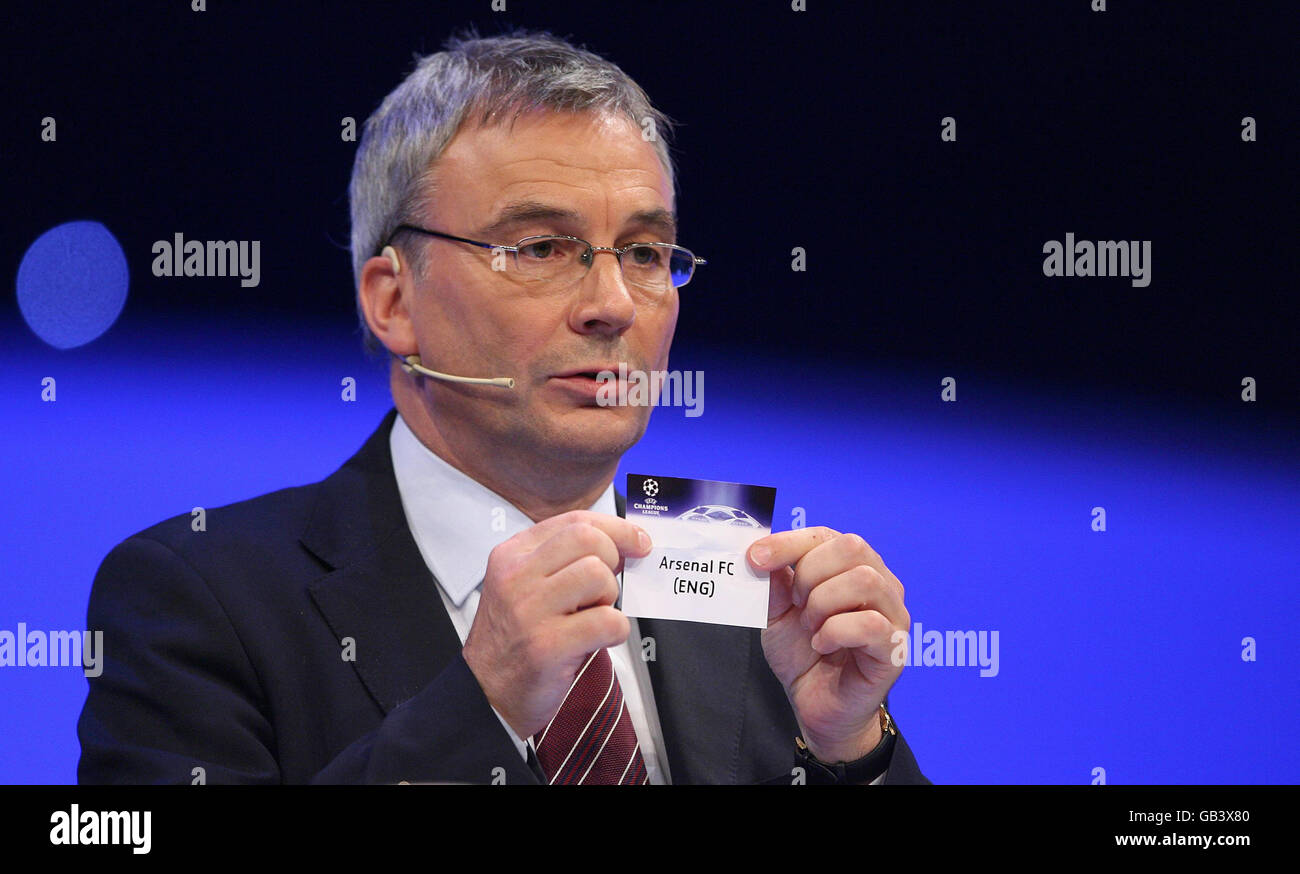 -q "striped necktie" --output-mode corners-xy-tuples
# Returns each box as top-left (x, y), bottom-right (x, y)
(533, 649), (648, 785)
